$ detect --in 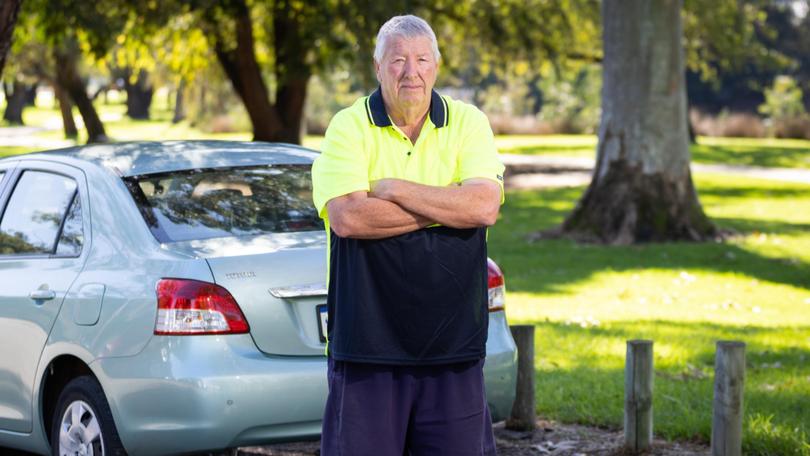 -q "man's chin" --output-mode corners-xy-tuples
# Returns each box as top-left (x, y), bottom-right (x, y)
(396, 93), (427, 107)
